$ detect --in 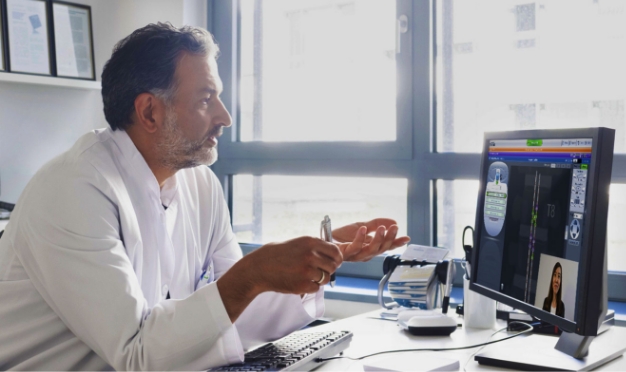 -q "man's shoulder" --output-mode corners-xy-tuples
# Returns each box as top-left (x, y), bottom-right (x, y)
(10, 129), (121, 230)
(67, 128), (116, 165)
(22, 130), (117, 198)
